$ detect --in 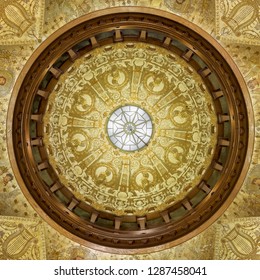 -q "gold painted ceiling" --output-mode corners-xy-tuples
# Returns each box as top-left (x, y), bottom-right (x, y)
(43, 42), (217, 216)
(0, 0), (259, 259)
